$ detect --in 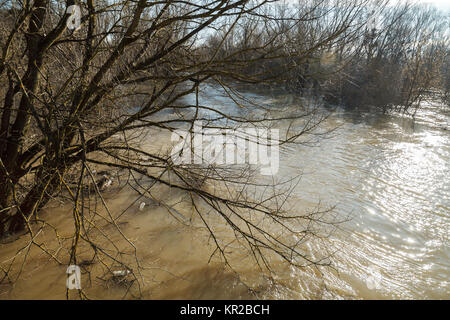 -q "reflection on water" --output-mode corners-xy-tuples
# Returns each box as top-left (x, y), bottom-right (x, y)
(0, 86), (448, 299)
(183, 85), (449, 299)
(279, 99), (449, 299)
